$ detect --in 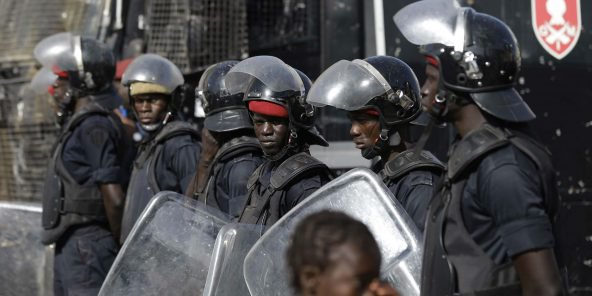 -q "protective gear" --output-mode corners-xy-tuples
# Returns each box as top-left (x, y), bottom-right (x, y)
(308, 56), (422, 159)
(203, 224), (265, 296)
(0, 202), (53, 295)
(122, 53), (185, 131)
(31, 67), (58, 95)
(197, 61), (253, 133)
(422, 124), (558, 296)
(99, 191), (231, 296)
(394, 2), (535, 122)
(120, 121), (200, 242)
(34, 32), (115, 96)
(380, 150), (444, 181)
(243, 168), (423, 296)
(41, 103), (124, 245)
(238, 152), (331, 226)
(197, 136), (263, 214)
(225, 56), (328, 161)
